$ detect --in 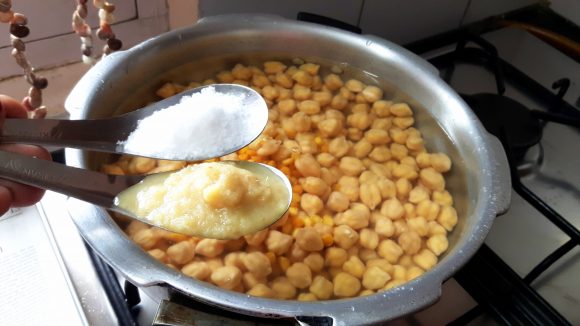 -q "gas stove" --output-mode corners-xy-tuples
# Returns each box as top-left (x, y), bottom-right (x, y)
(2, 6), (578, 326)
